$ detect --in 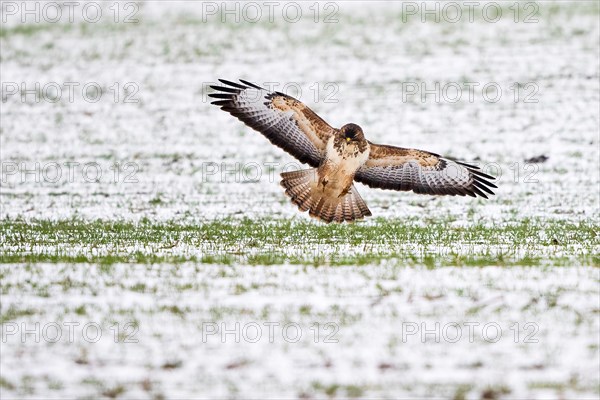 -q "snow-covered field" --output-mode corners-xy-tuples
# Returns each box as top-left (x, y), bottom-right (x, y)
(1, 264), (599, 399)
(1, 1), (599, 399)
